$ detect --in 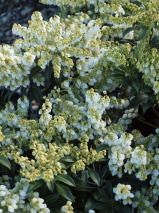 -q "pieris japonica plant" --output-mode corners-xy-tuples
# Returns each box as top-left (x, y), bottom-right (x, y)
(0, 0), (159, 212)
